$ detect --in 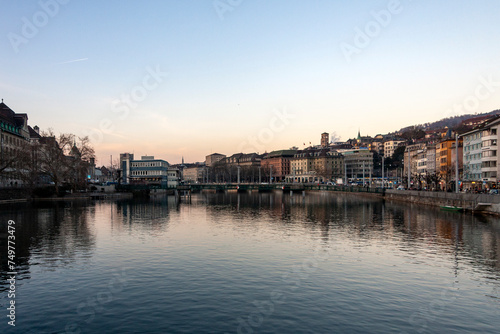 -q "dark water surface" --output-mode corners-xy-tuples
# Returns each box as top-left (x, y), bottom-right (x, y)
(1, 192), (500, 333)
